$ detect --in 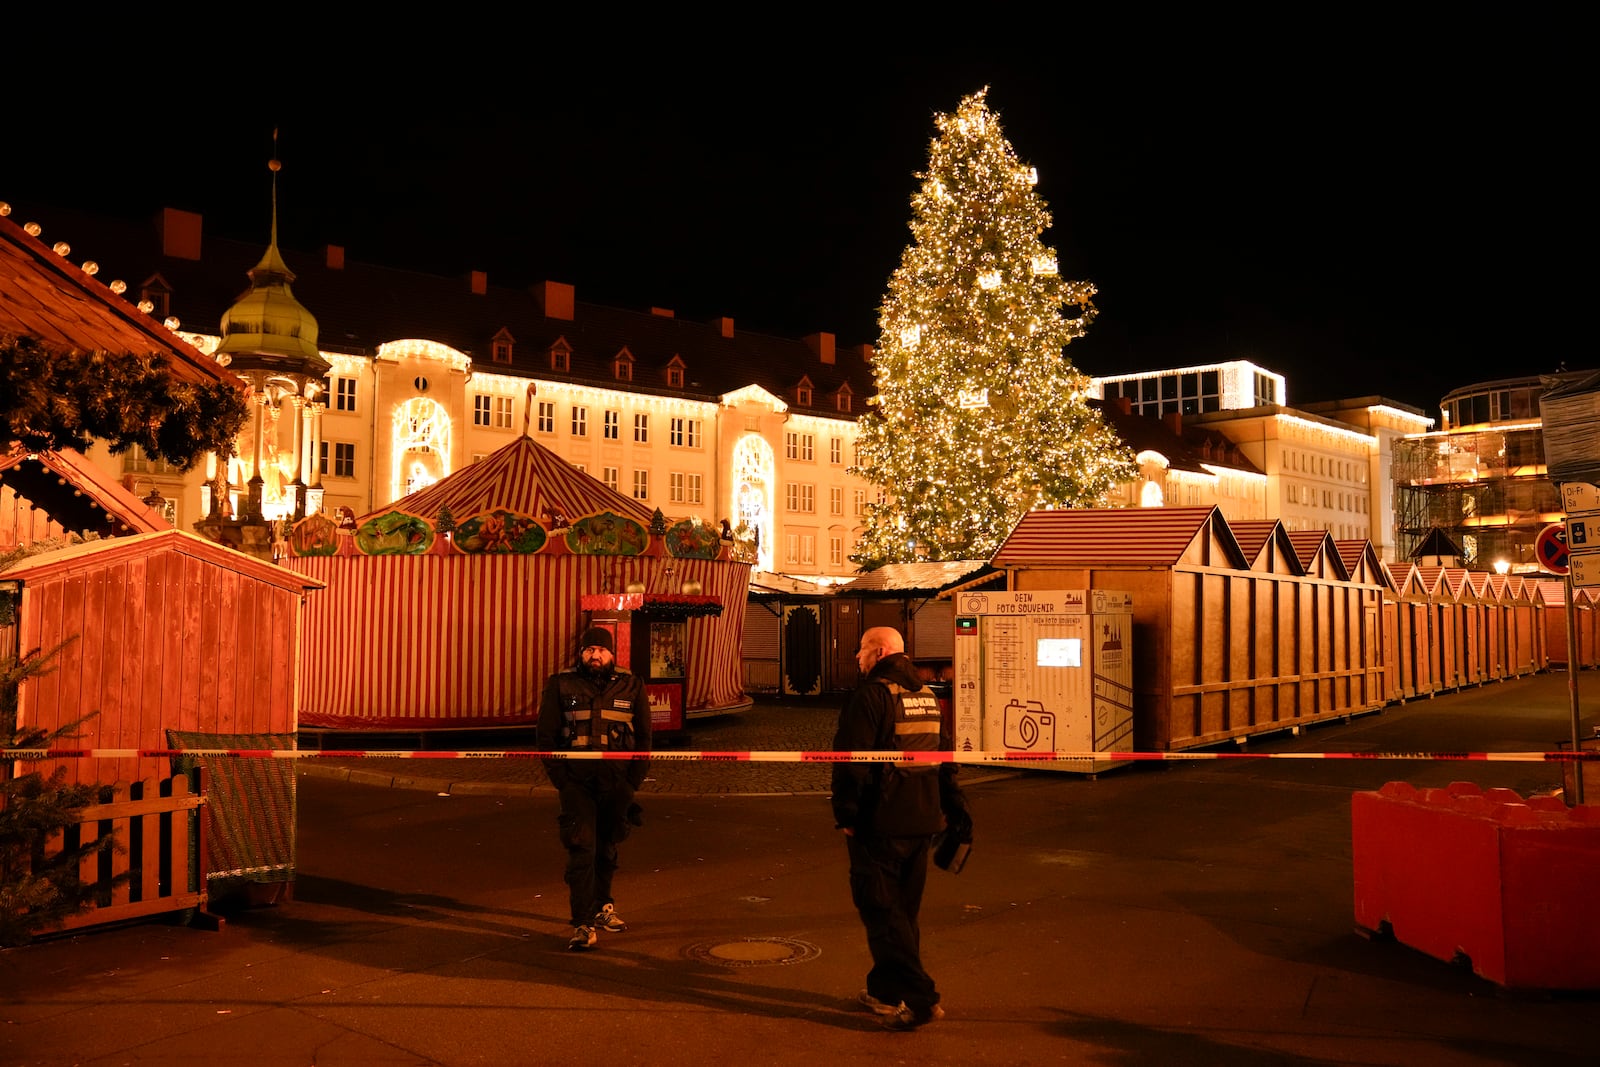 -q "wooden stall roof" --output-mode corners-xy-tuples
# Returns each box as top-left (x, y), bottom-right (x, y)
(0, 446), (170, 538)
(1286, 529), (1350, 580)
(1413, 565), (1457, 600)
(374, 433), (653, 526)
(839, 560), (997, 596)
(1227, 519), (1304, 575)
(1382, 561), (1430, 601)
(0, 213), (232, 387)
(1335, 539), (1391, 588)
(991, 506), (1248, 570)
(1, 528), (323, 592)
